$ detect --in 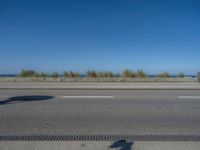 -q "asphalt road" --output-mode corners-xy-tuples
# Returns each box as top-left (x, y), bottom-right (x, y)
(0, 89), (200, 138)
